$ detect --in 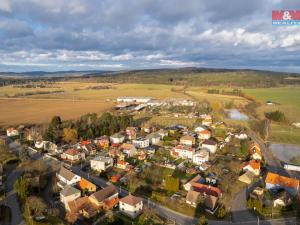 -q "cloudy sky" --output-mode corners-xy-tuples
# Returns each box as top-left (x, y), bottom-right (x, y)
(0, 0), (300, 72)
